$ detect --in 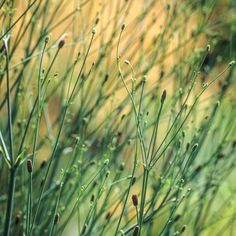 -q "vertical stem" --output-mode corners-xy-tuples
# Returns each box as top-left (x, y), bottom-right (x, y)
(3, 37), (16, 236)
(4, 38), (14, 164)
(3, 168), (16, 236)
(138, 167), (149, 235)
